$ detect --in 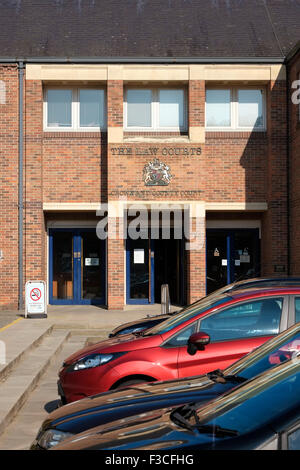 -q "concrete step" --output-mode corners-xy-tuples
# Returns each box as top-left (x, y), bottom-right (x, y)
(0, 329), (70, 438)
(0, 319), (54, 383)
(0, 335), (86, 450)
